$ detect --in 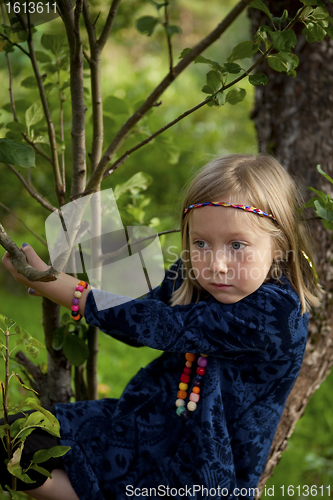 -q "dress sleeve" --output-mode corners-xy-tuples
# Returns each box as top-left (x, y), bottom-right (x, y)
(84, 276), (307, 362)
